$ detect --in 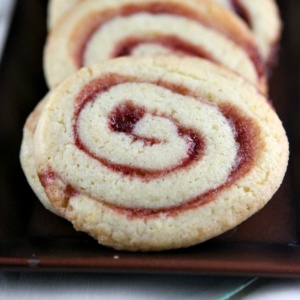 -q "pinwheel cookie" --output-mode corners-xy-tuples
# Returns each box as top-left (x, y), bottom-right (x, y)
(21, 56), (289, 251)
(213, 0), (282, 65)
(44, 0), (266, 93)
